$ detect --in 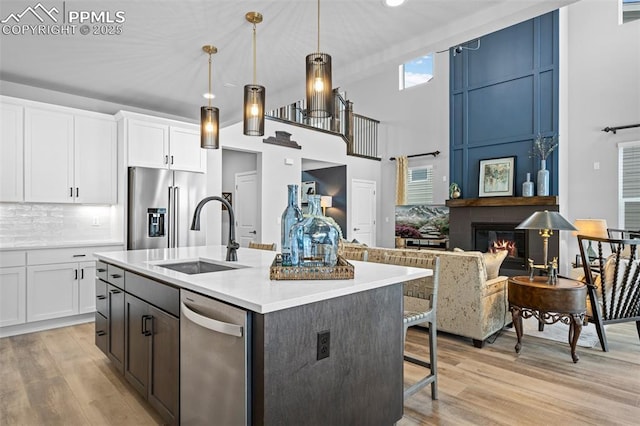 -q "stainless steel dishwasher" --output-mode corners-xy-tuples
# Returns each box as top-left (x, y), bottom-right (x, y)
(180, 289), (249, 425)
